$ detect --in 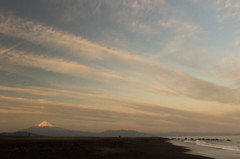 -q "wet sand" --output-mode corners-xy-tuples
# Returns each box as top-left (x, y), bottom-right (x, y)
(0, 137), (213, 159)
(170, 140), (240, 159)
